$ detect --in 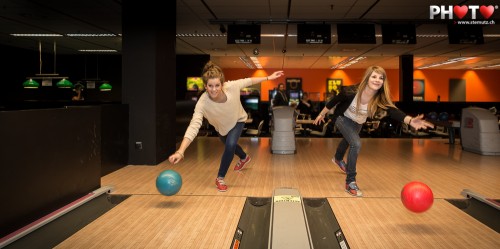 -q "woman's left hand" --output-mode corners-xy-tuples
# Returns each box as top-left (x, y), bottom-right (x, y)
(313, 114), (325, 125)
(409, 114), (434, 130)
